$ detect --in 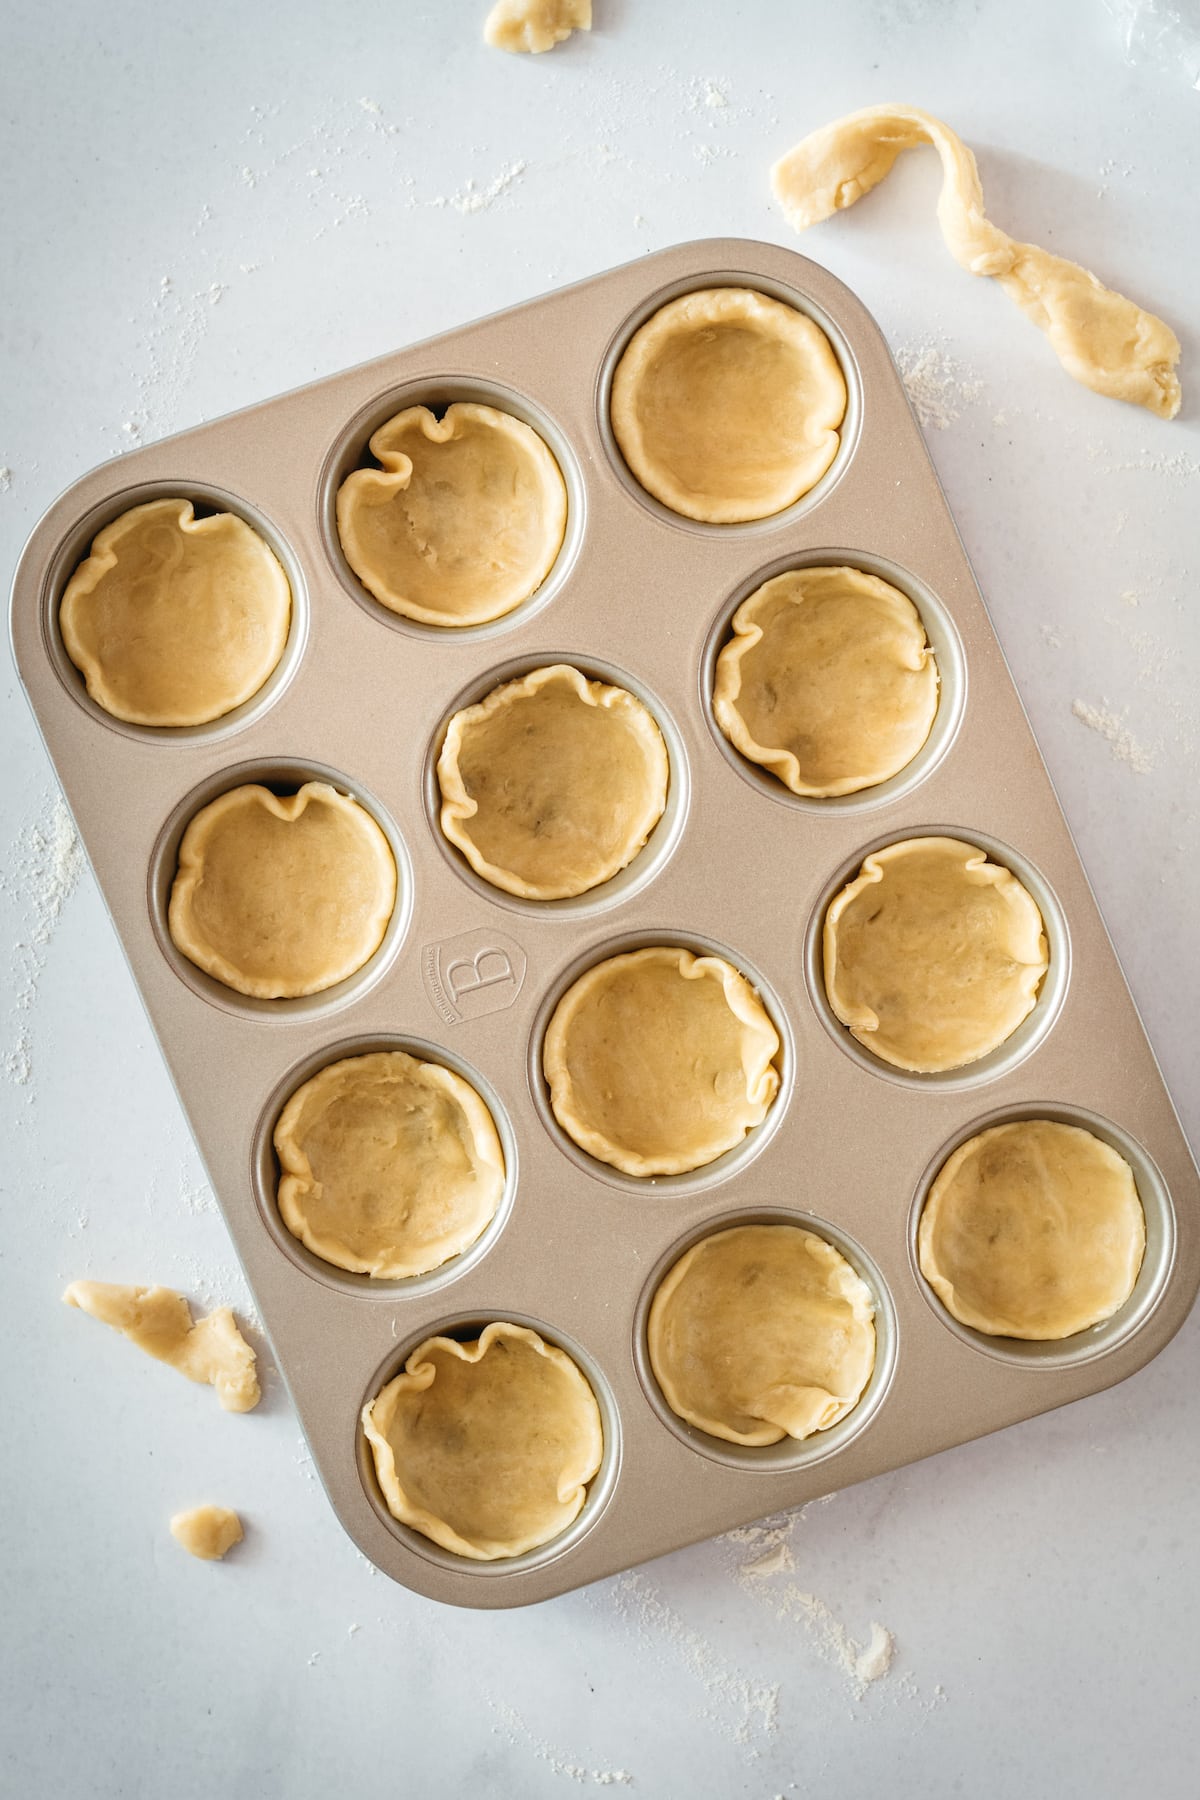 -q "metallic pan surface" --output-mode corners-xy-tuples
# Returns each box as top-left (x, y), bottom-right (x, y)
(11, 240), (1199, 1608)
